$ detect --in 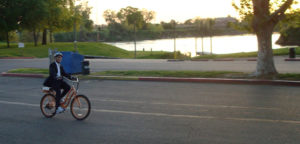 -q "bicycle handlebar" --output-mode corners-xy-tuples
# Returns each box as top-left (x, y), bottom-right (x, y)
(63, 76), (79, 83)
